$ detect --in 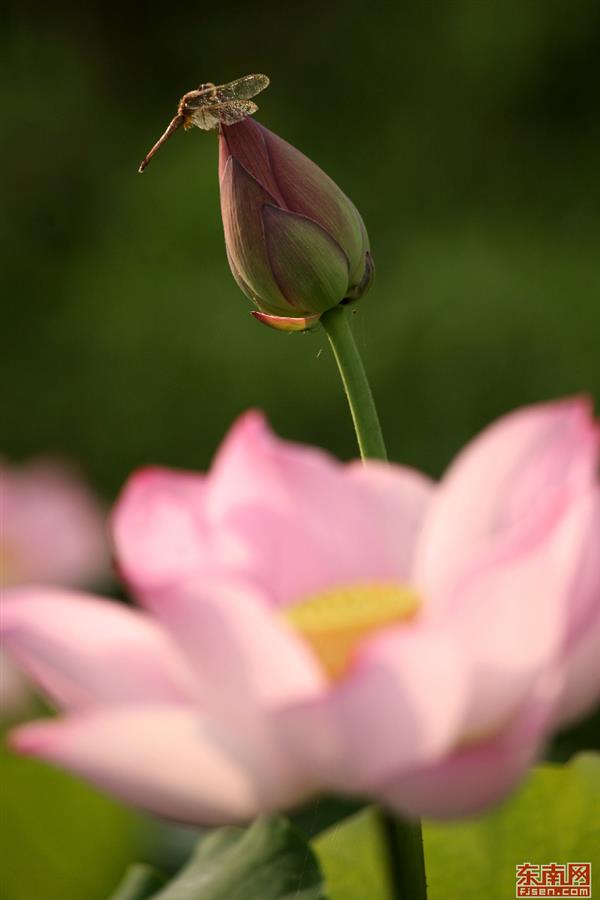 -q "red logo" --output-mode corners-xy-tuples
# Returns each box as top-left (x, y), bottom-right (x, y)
(516, 862), (592, 897)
